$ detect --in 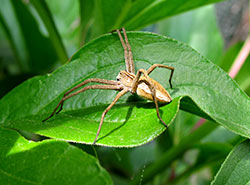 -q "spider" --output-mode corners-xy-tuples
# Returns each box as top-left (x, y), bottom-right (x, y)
(43, 28), (175, 144)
